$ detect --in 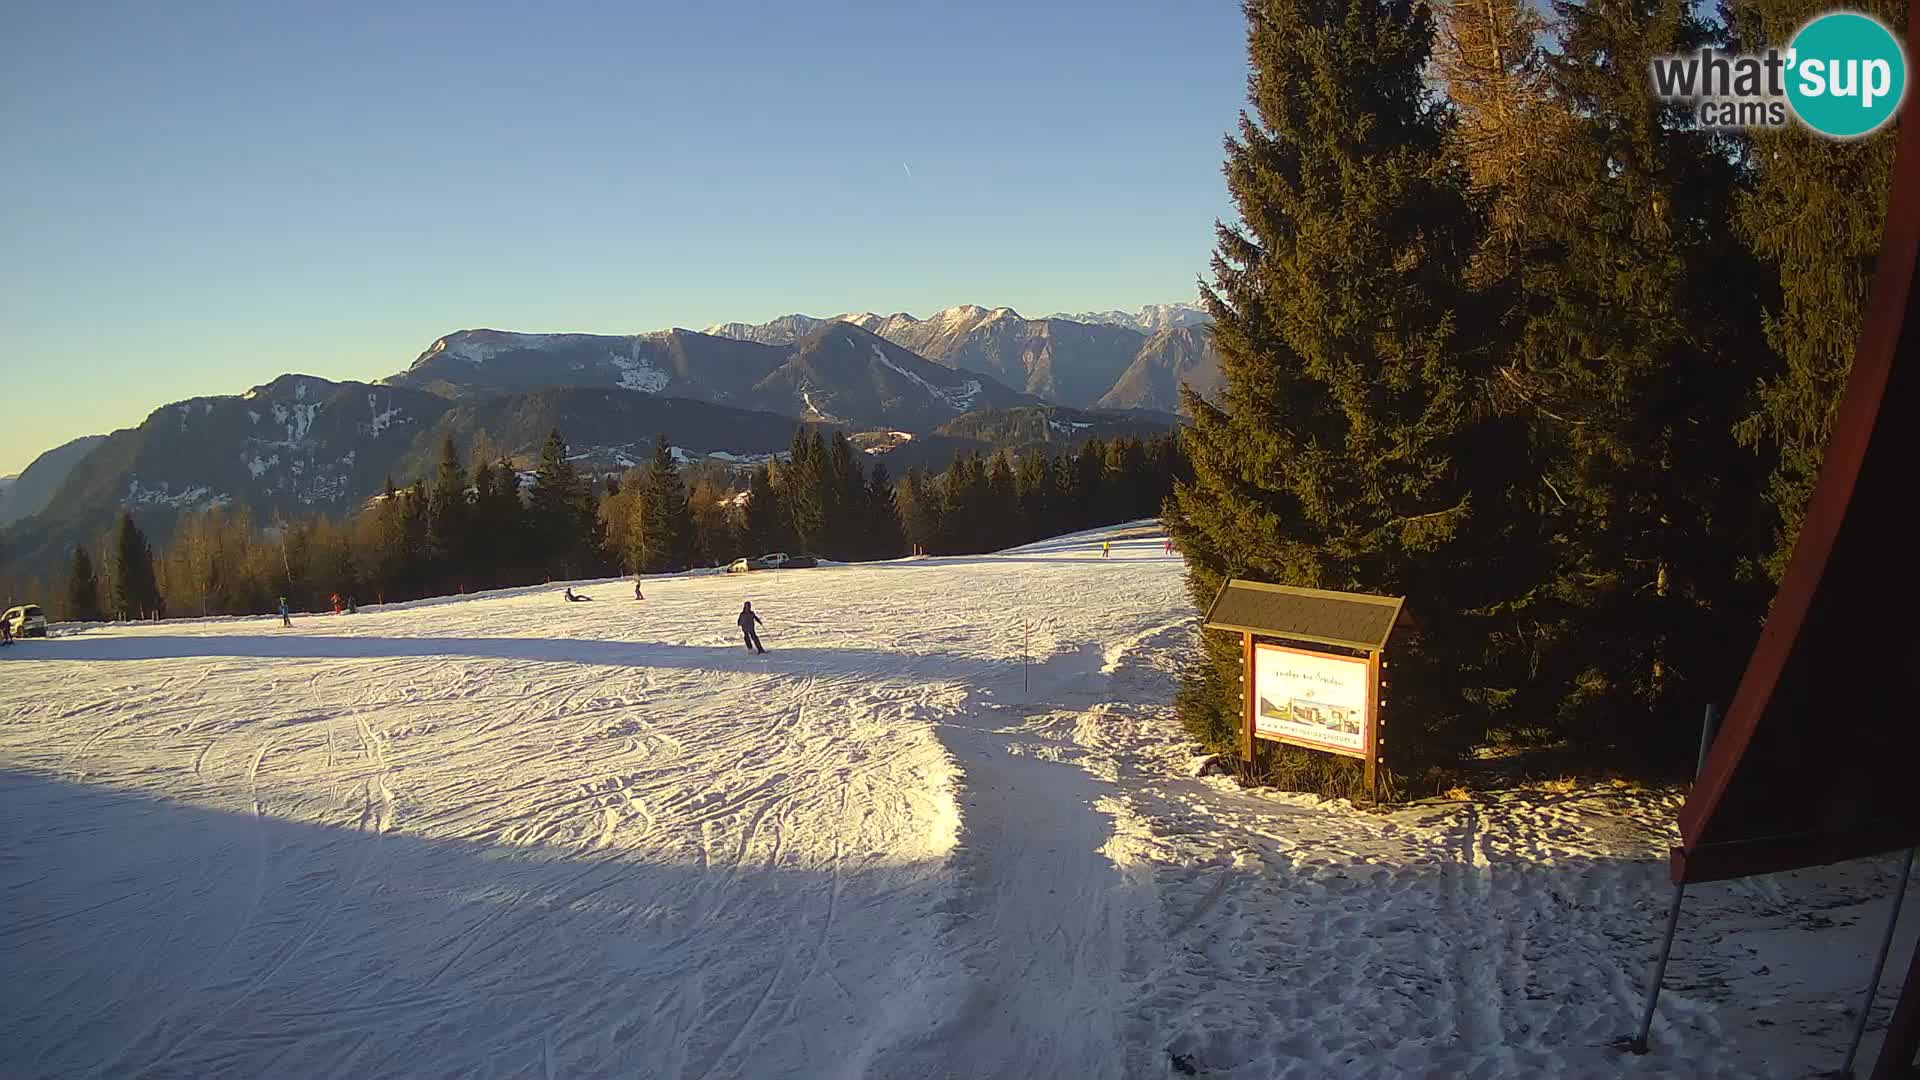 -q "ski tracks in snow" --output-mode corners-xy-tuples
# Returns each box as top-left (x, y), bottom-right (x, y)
(0, 527), (1879, 1078)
